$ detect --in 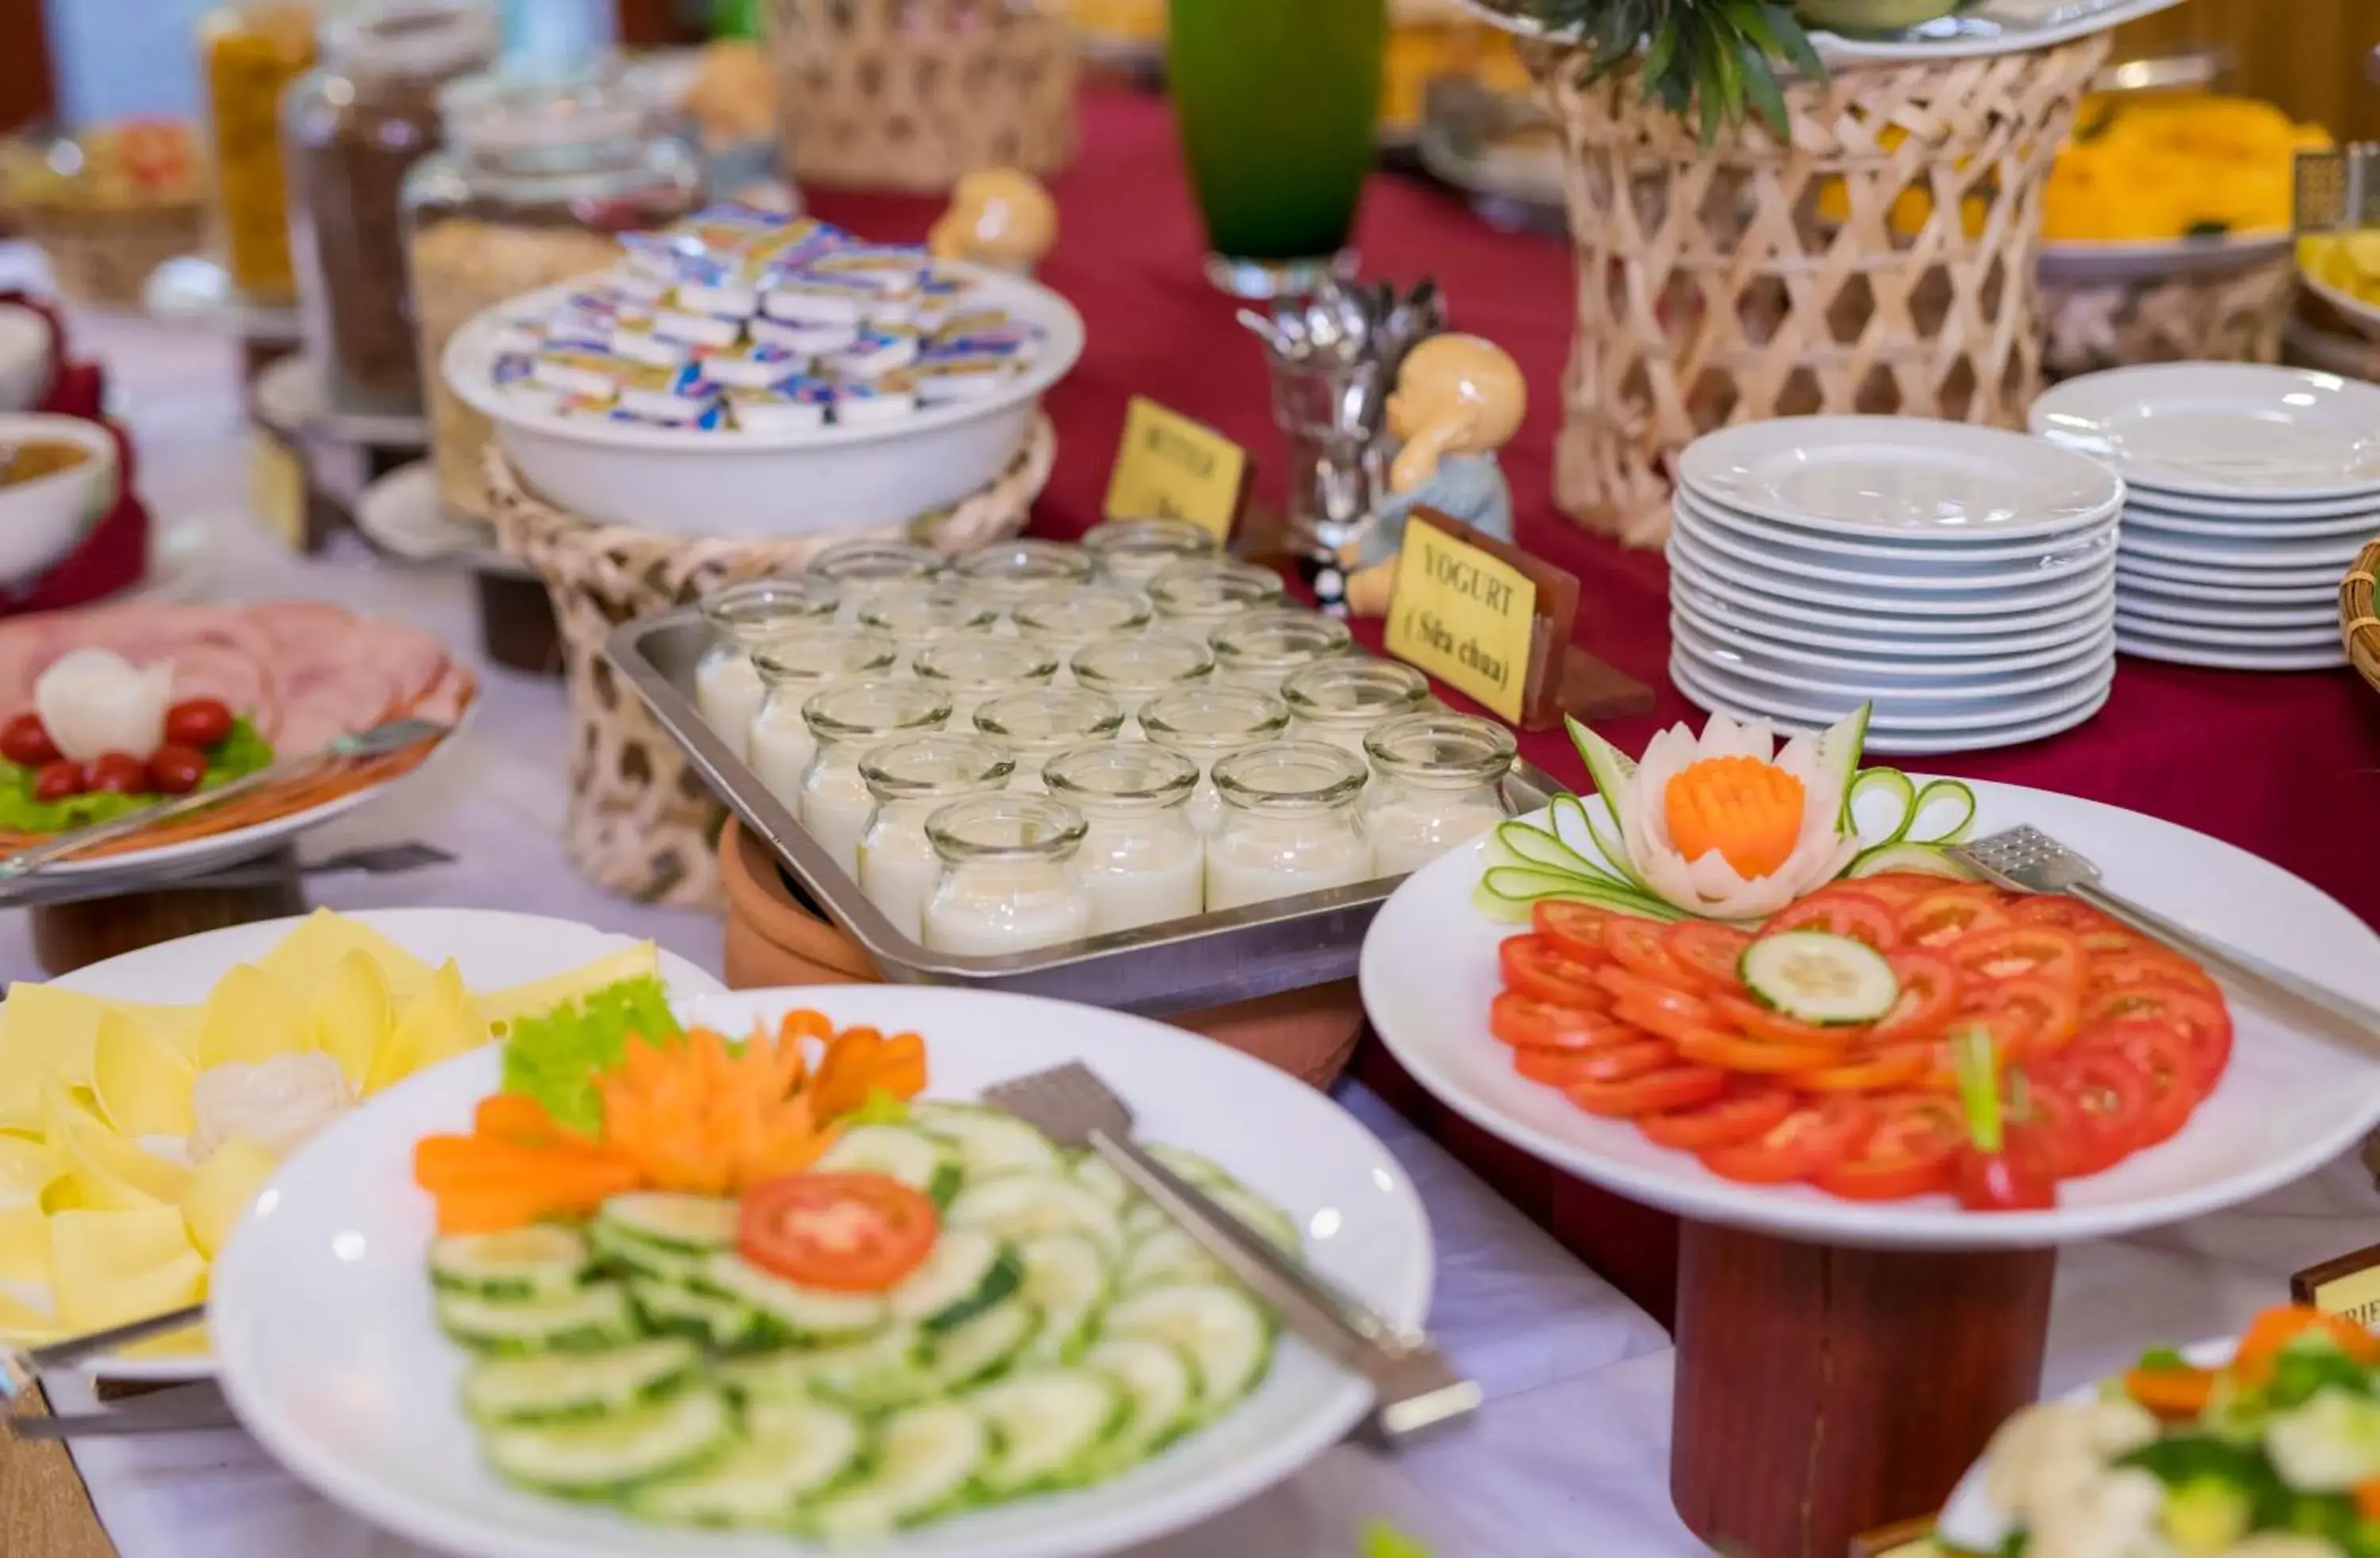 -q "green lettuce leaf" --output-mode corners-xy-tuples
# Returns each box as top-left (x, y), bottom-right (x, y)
(0, 717), (274, 834)
(1360, 1521), (1433, 1558)
(501, 974), (684, 1134)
